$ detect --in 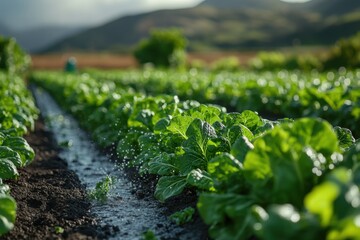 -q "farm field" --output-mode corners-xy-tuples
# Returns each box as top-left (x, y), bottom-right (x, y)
(28, 67), (359, 239)
(1, 32), (360, 240)
(30, 46), (328, 70)
(30, 52), (256, 70)
(84, 68), (360, 138)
